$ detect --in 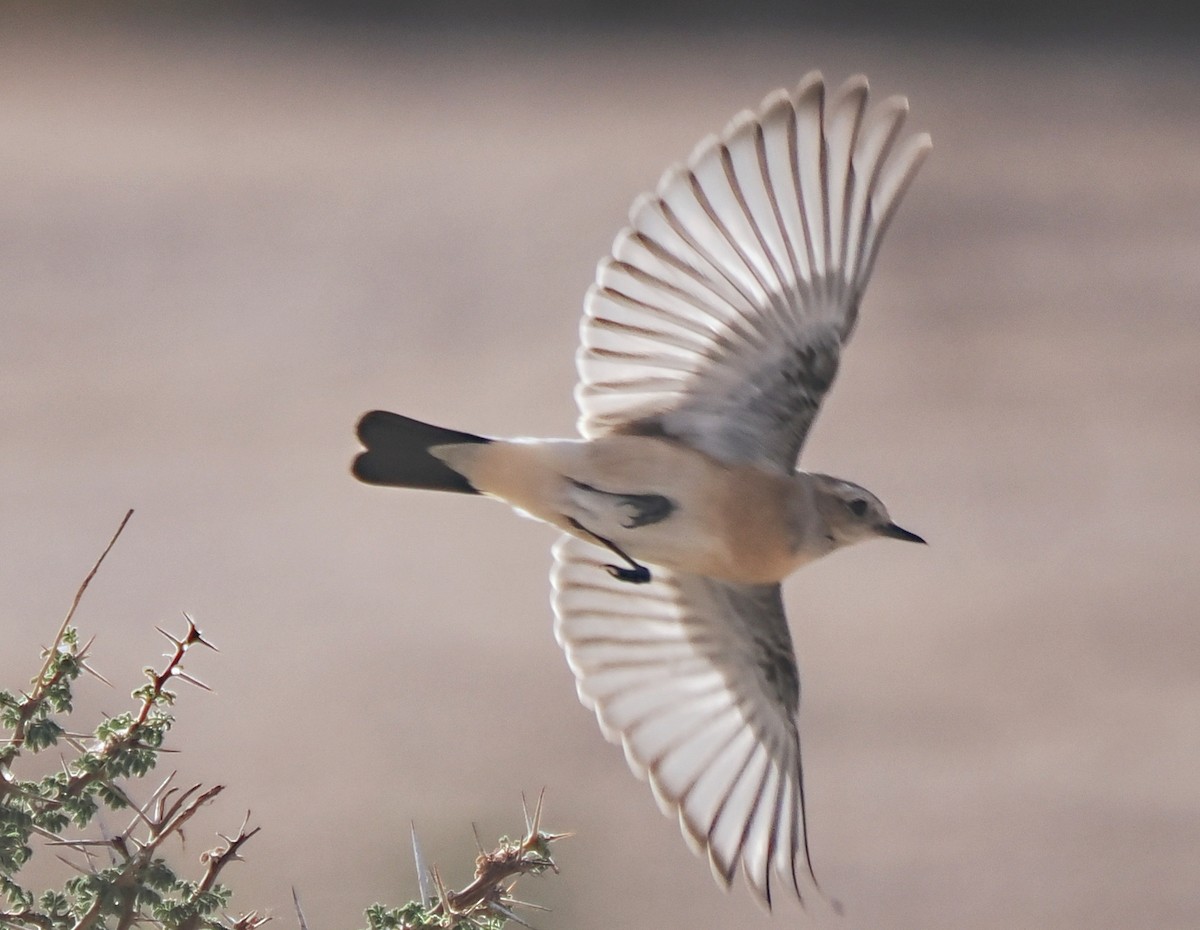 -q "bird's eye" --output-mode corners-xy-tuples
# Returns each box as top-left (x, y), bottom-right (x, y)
(848, 498), (869, 517)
